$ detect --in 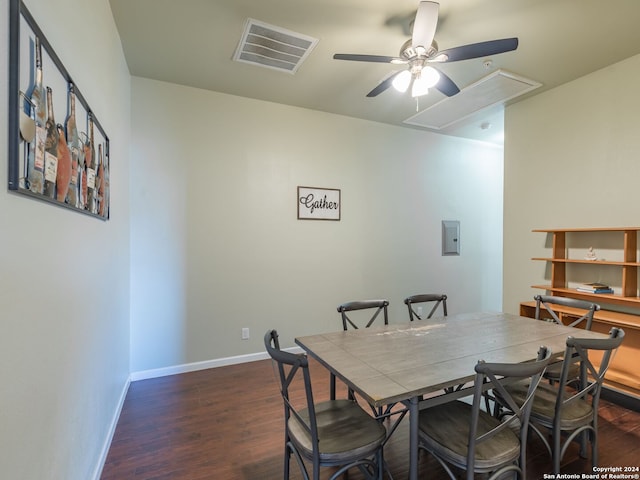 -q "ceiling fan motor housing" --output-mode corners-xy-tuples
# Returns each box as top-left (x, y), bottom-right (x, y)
(400, 39), (439, 61)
